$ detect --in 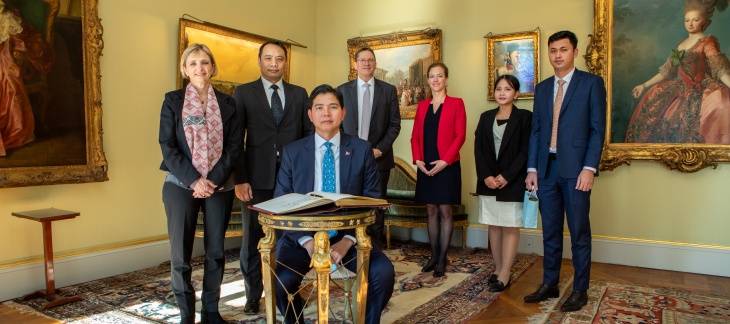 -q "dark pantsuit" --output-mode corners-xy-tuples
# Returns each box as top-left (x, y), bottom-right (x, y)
(537, 158), (592, 291)
(162, 182), (233, 320)
(239, 188), (274, 302)
(274, 236), (395, 324)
